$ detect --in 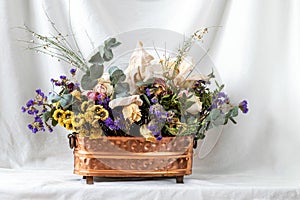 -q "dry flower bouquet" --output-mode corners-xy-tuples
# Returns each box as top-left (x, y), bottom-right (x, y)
(21, 25), (248, 184)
